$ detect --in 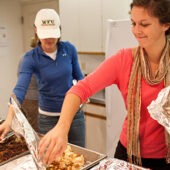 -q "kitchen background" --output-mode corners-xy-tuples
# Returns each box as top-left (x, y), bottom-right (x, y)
(0, 0), (133, 155)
